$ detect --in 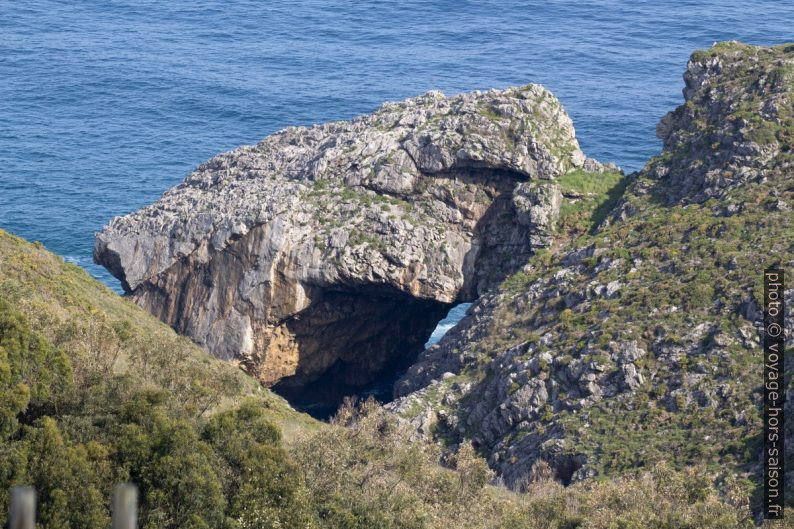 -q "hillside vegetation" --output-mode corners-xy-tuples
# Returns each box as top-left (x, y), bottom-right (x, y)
(3, 40), (794, 528)
(0, 230), (769, 528)
(0, 229), (318, 528)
